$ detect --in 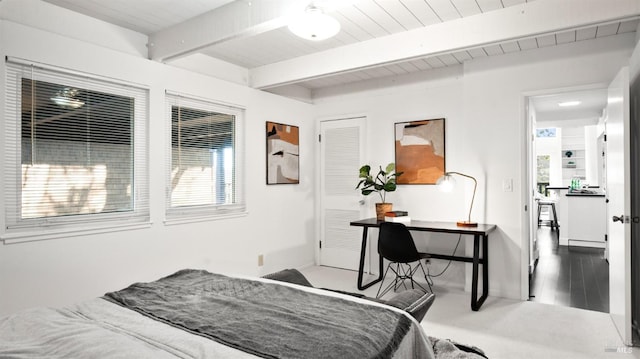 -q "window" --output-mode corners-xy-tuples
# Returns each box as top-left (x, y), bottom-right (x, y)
(165, 92), (245, 222)
(3, 59), (149, 241)
(537, 155), (550, 195)
(536, 128), (557, 138)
